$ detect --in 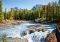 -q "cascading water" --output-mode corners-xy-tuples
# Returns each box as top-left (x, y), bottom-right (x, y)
(0, 22), (56, 42)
